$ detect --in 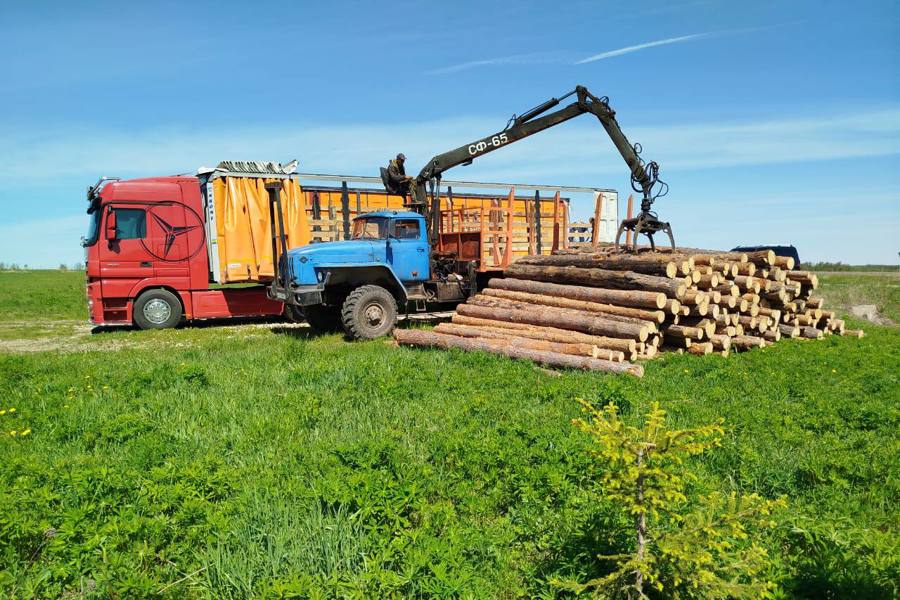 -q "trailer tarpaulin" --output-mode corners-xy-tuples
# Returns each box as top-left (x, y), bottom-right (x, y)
(212, 176), (309, 283)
